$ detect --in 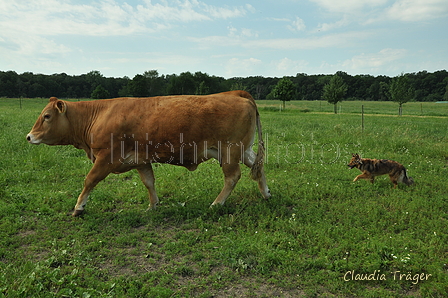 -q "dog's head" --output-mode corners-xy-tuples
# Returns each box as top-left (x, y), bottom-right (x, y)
(348, 153), (362, 169)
